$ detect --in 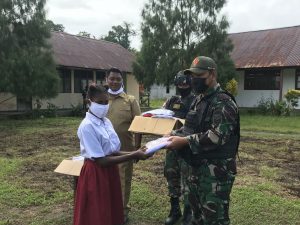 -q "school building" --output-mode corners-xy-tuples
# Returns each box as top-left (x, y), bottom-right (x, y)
(229, 25), (300, 109)
(150, 26), (300, 109)
(0, 32), (140, 112)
